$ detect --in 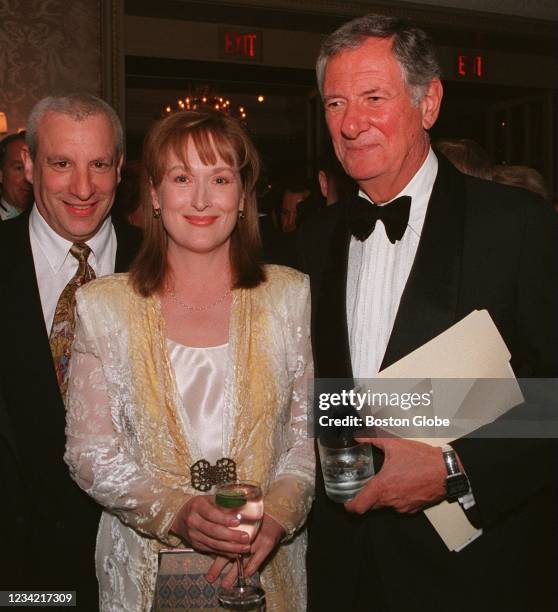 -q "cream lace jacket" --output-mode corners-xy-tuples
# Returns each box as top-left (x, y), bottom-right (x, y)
(64, 265), (315, 612)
